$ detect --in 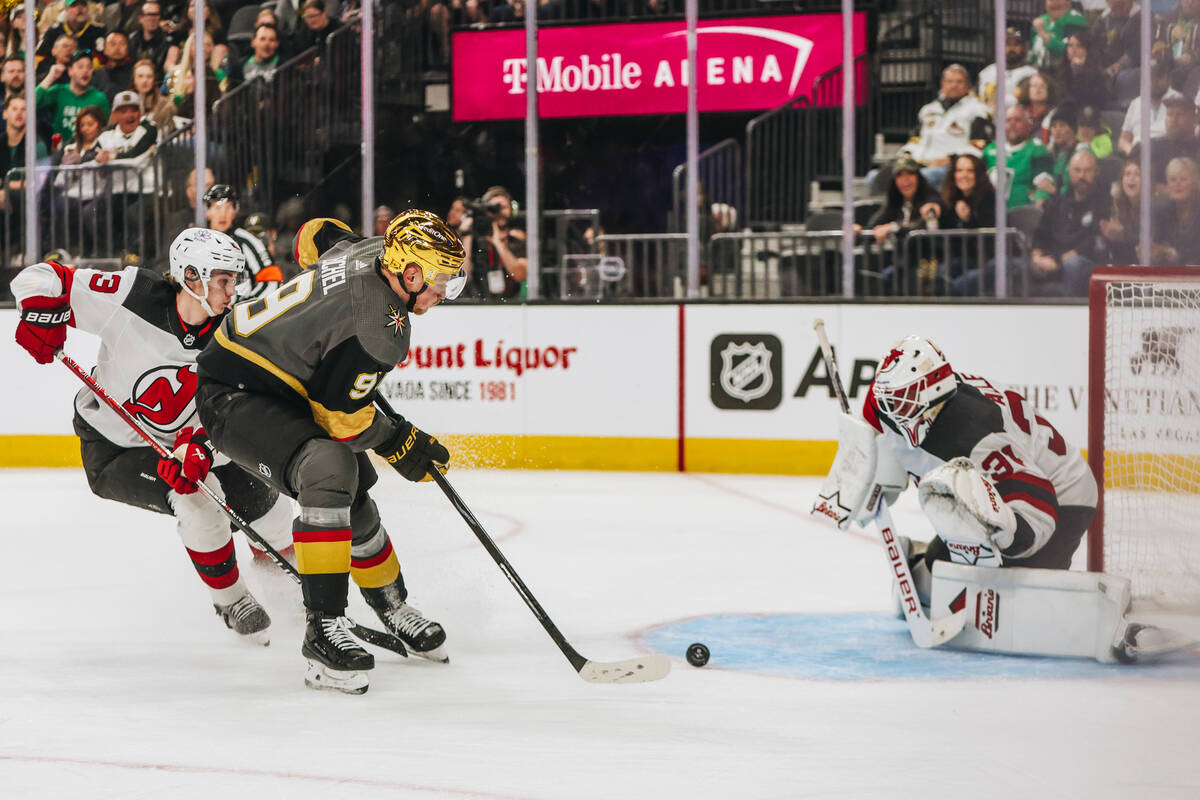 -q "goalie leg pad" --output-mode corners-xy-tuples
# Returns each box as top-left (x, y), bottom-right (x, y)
(929, 561), (1131, 662)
